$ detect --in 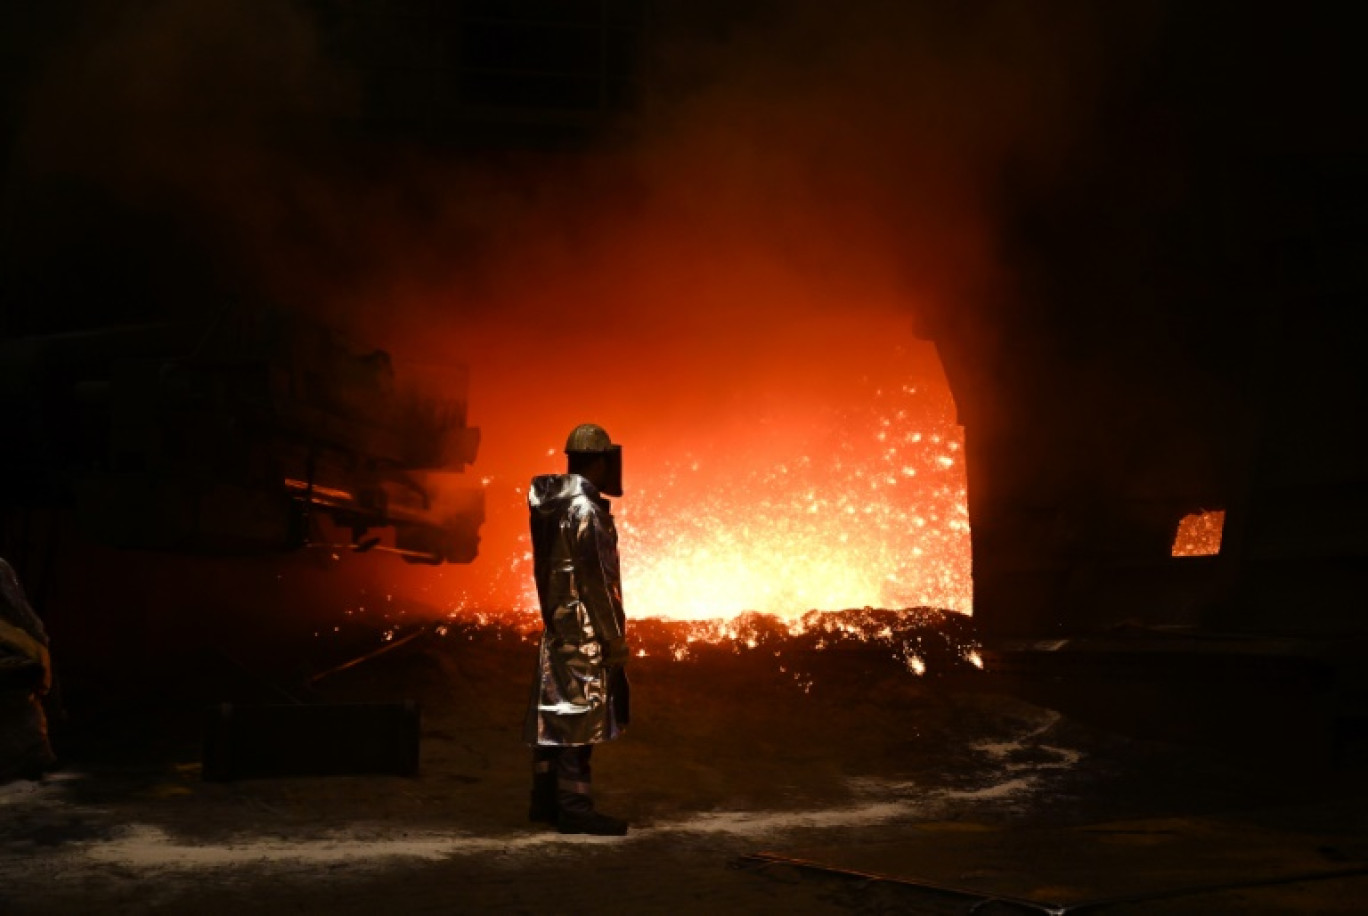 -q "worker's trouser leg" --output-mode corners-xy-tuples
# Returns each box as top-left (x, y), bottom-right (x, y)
(531, 744), (594, 816)
(532, 744), (625, 835)
(553, 744), (594, 816)
(529, 749), (557, 823)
